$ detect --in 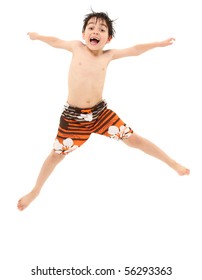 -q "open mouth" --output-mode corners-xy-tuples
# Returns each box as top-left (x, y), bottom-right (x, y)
(90, 37), (100, 45)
